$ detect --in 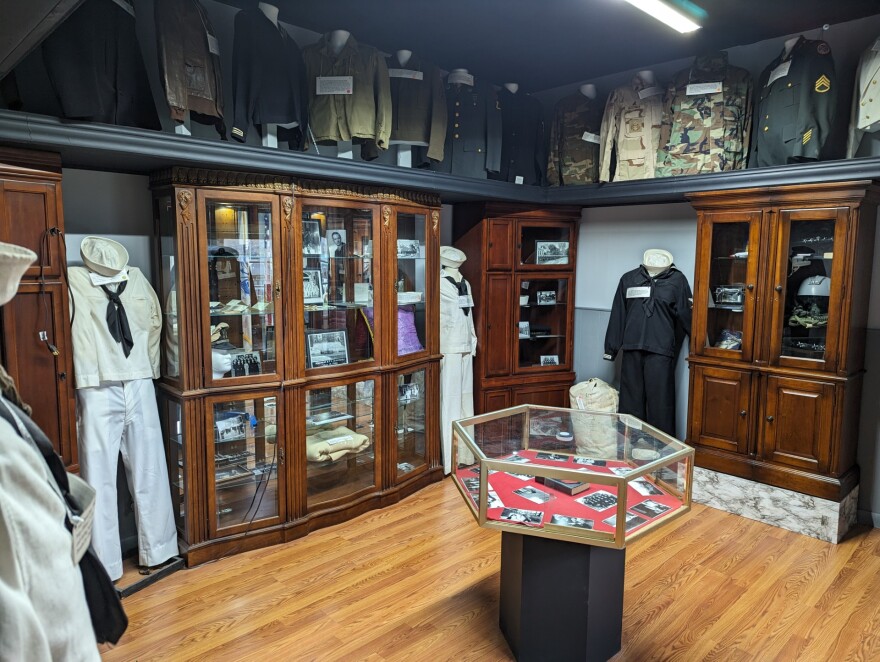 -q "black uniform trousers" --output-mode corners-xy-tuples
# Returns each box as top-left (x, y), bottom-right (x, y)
(618, 350), (676, 436)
